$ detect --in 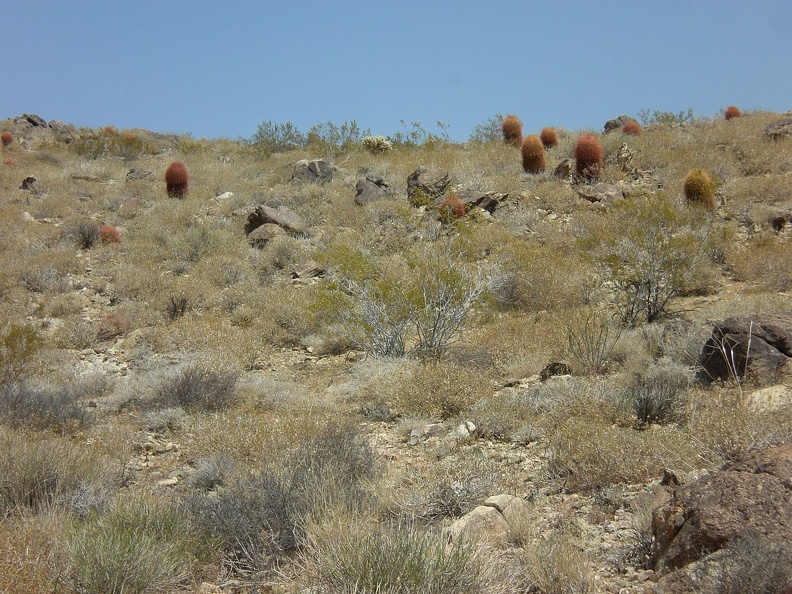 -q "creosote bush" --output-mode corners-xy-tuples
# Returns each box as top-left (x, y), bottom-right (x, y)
(521, 134), (546, 173)
(586, 194), (711, 325)
(501, 114), (523, 147)
(165, 162), (189, 198)
(574, 133), (603, 181)
(540, 127), (559, 149)
(683, 168), (715, 209)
